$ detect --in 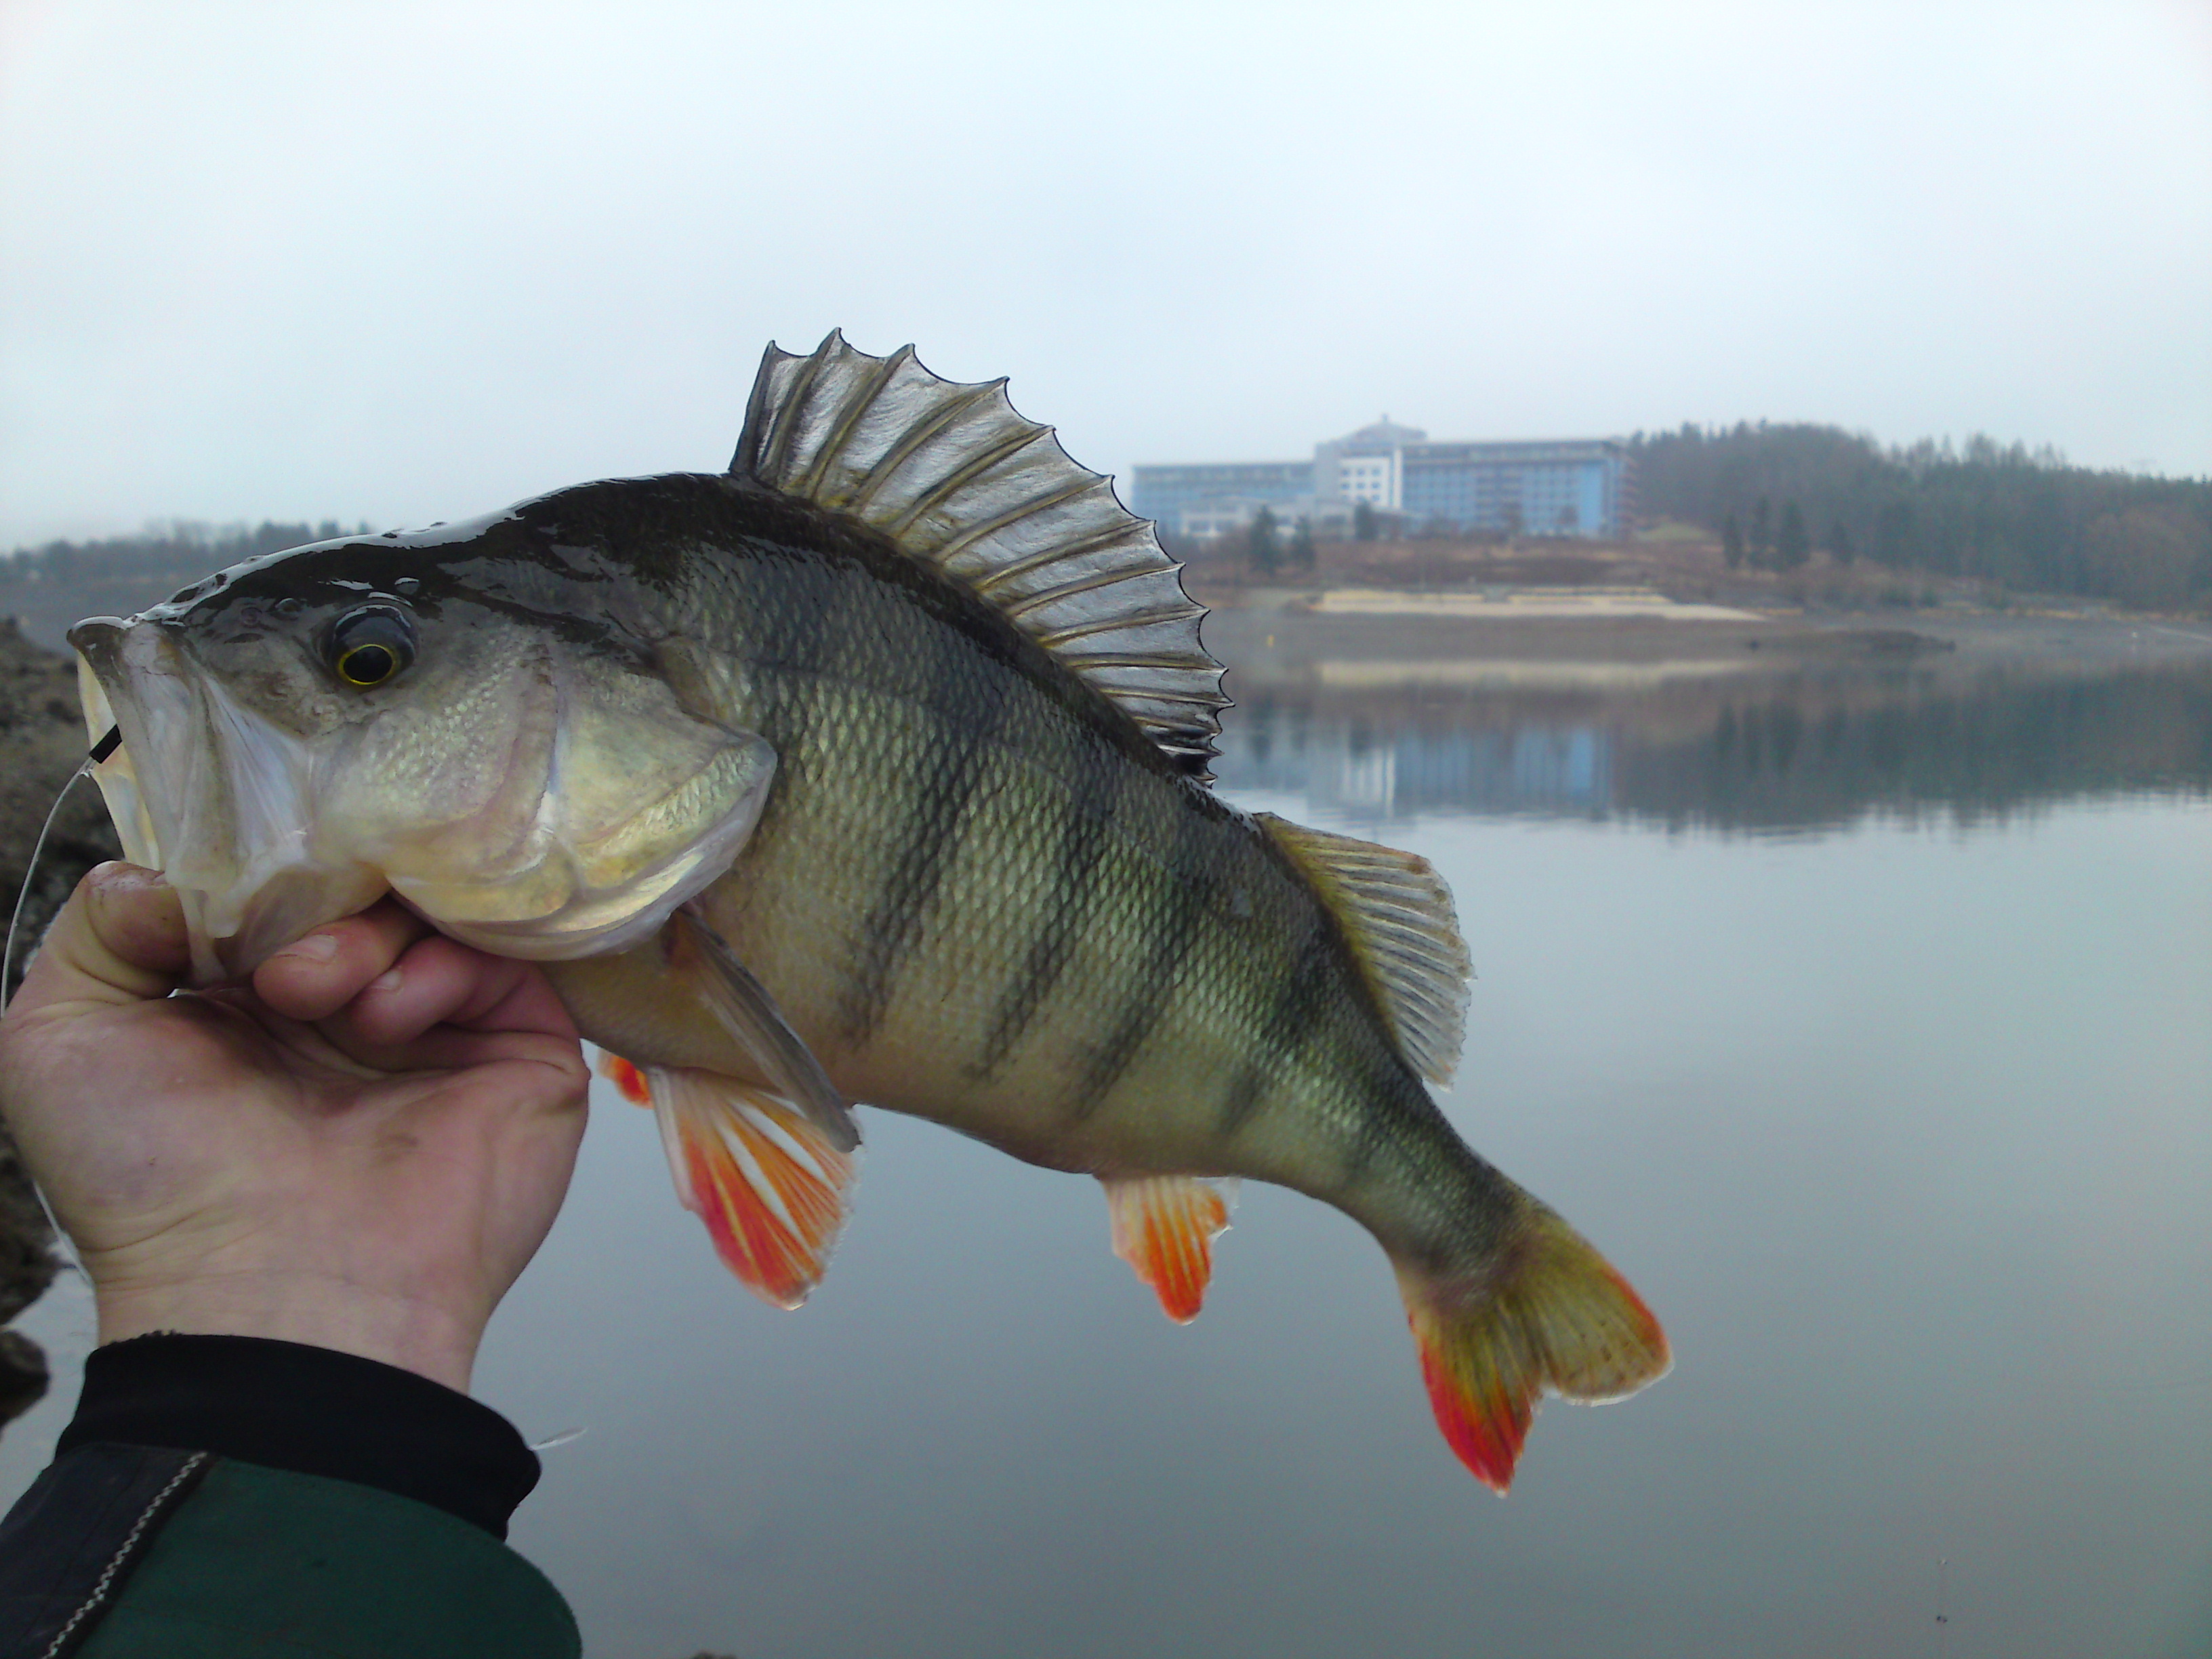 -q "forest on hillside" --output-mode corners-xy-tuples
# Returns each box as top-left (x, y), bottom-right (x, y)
(1622, 424), (2212, 609)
